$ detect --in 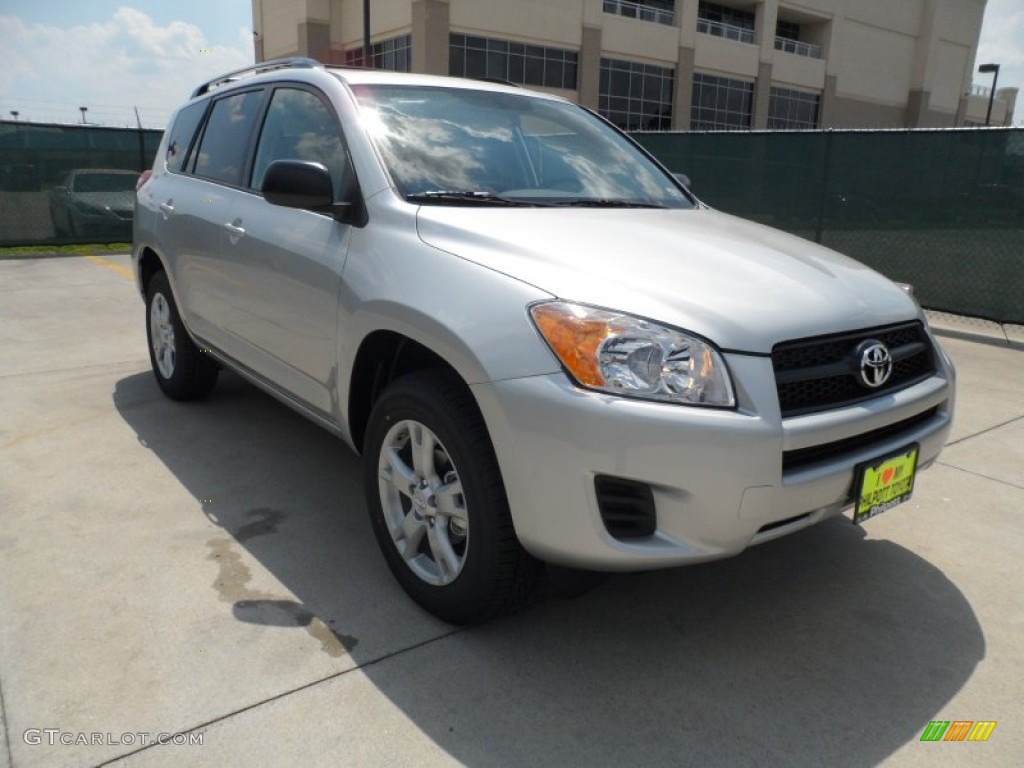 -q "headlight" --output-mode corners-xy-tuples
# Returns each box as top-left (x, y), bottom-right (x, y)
(529, 301), (735, 407)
